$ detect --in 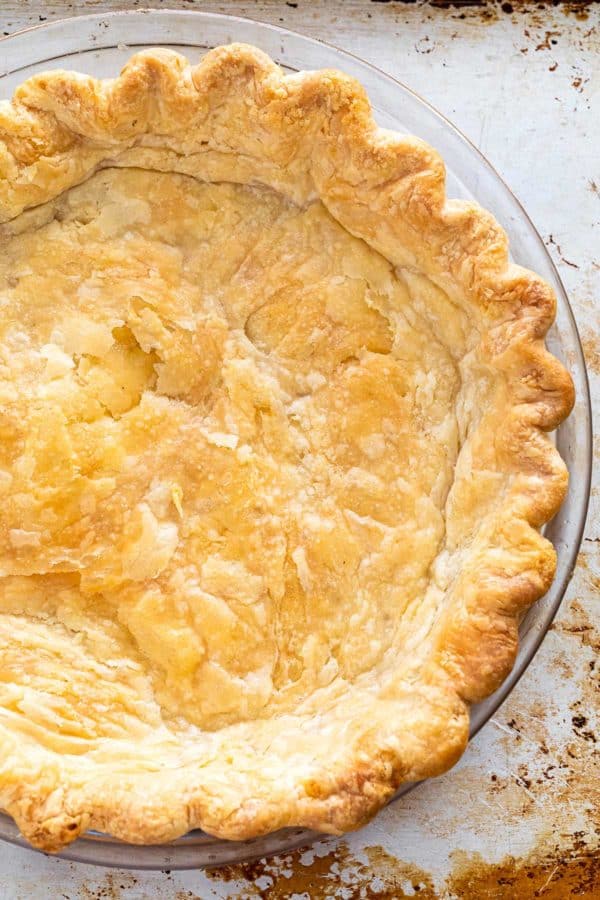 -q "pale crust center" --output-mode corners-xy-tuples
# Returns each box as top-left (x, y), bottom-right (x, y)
(0, 168), (461, 732)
